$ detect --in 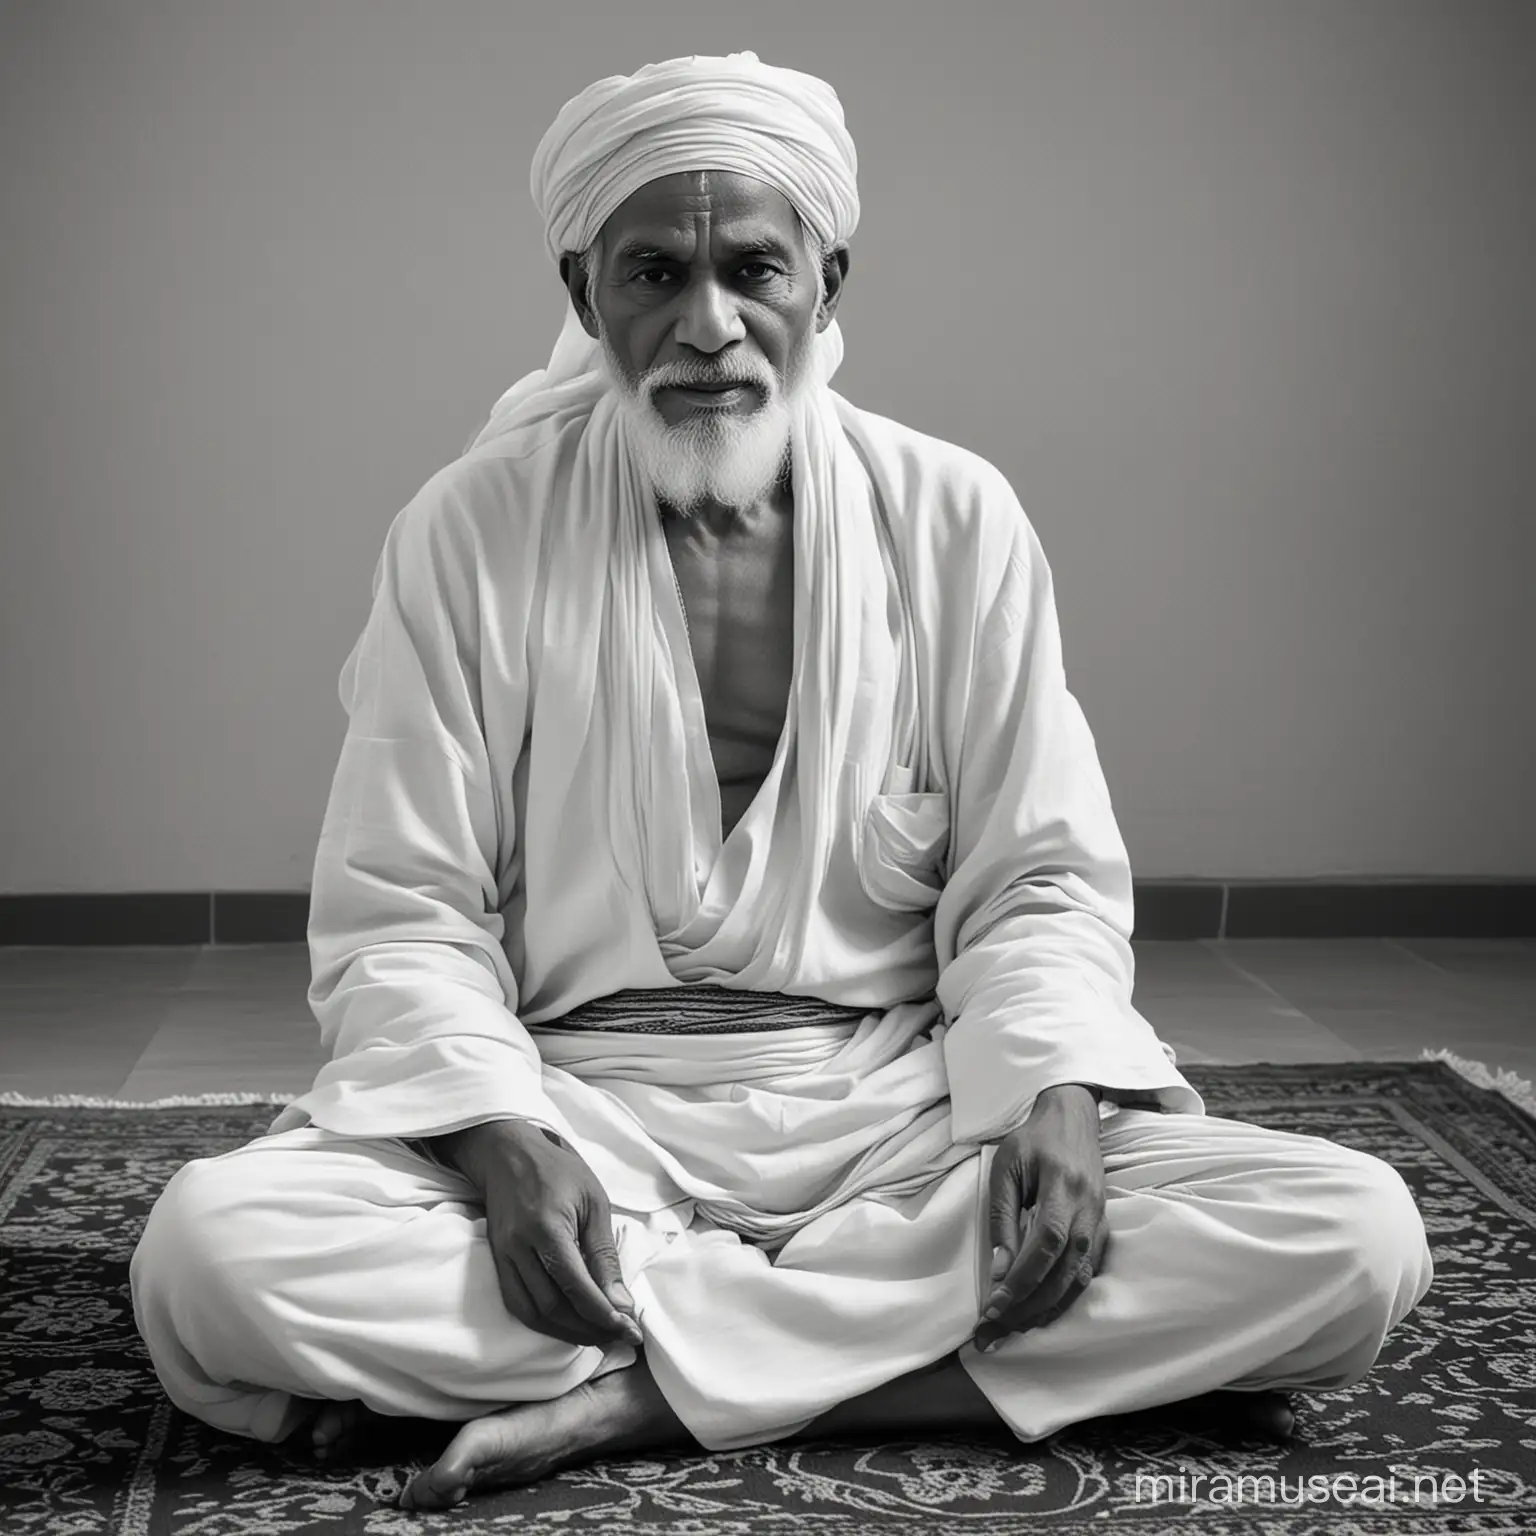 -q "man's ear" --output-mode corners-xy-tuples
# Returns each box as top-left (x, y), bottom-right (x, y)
(816, 246), (851, 331)
(558, 250), (601, 340)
